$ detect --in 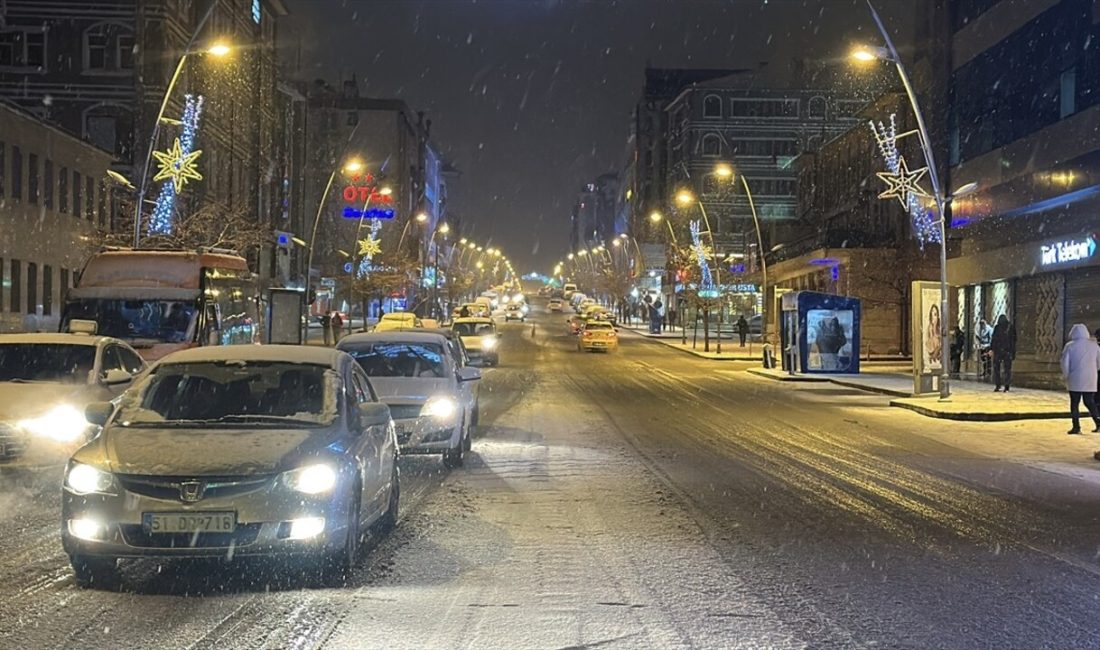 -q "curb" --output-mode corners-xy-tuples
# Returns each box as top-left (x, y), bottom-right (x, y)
(745, 368), (827, 382)
(620, 328), (757, 361)
(888, 400), (1070, 422)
